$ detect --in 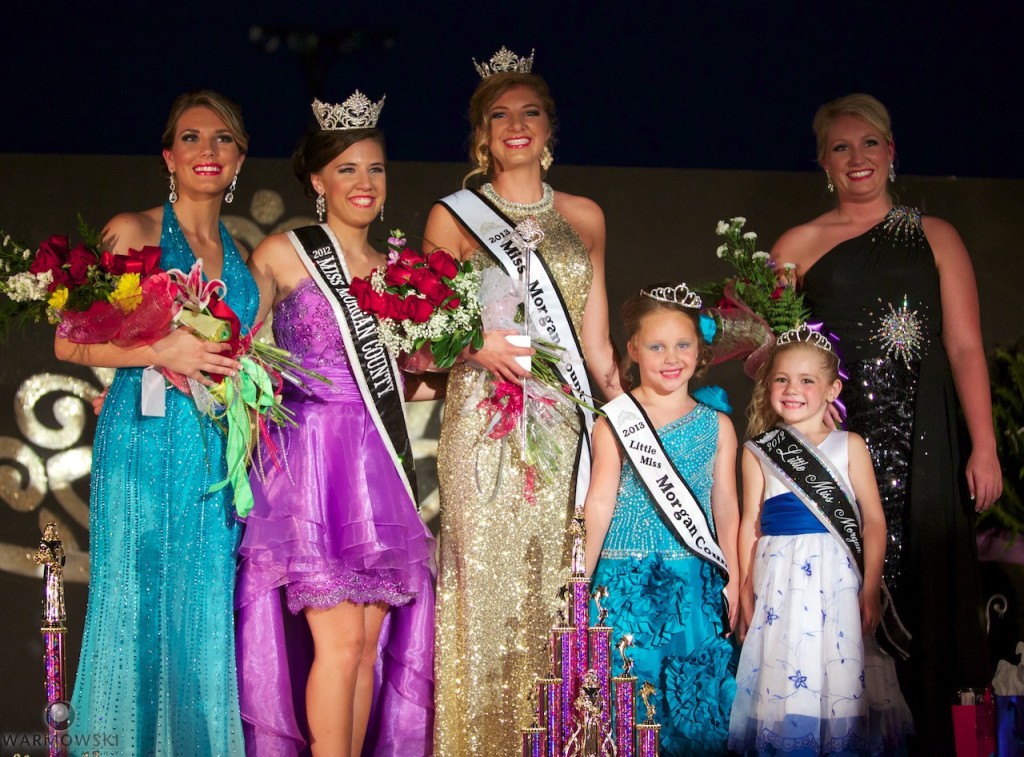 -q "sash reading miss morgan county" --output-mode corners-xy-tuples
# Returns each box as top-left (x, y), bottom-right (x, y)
(438, 188), (595, 510)
(603, 393), (729, 575)
(288, 224), (418, 508)
(748, 425), (910, 658)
